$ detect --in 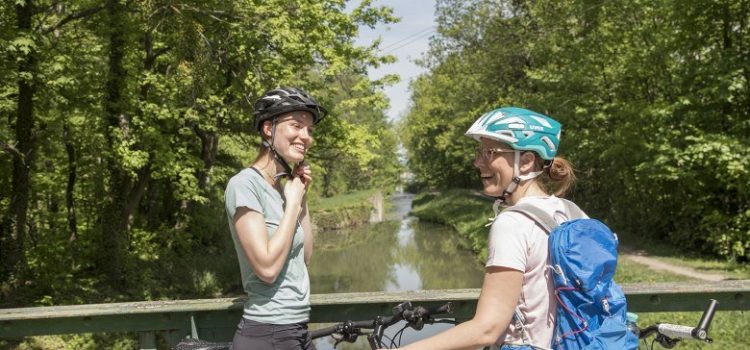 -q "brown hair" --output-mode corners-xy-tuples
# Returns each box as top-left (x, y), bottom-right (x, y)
(533, 155), (576, 197)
